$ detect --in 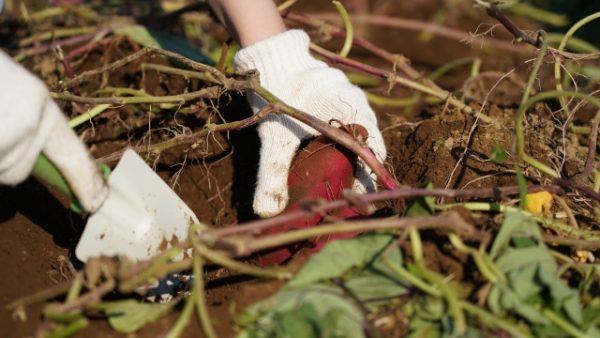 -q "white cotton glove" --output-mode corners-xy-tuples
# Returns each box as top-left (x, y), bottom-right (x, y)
(234, 30), (386, 218)
(0, 51), (108, 213)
